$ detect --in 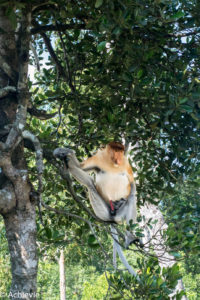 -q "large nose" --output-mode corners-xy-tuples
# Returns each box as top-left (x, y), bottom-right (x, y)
(116, 157), (122, 165)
